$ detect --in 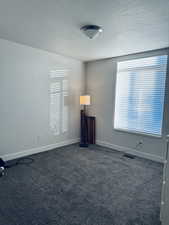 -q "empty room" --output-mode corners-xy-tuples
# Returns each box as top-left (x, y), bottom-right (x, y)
(0, 1), (169, 225)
